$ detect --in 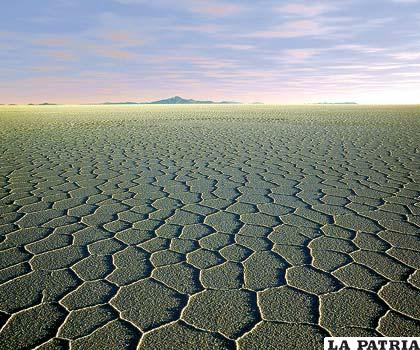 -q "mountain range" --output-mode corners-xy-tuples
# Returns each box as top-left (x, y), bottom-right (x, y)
(101, 96), (240, 105)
